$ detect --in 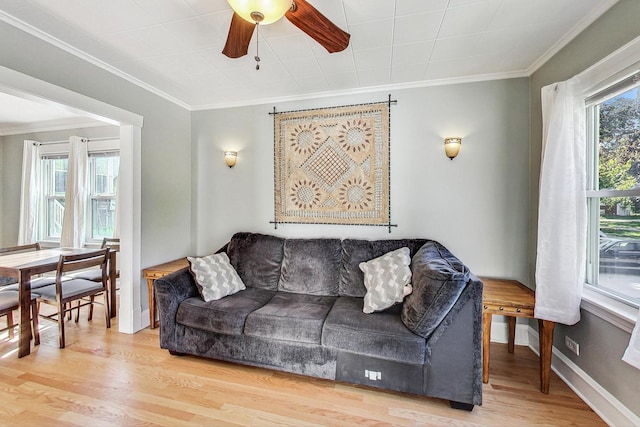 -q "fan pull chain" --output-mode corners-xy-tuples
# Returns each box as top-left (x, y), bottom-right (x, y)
(254, 22), (261, 71)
